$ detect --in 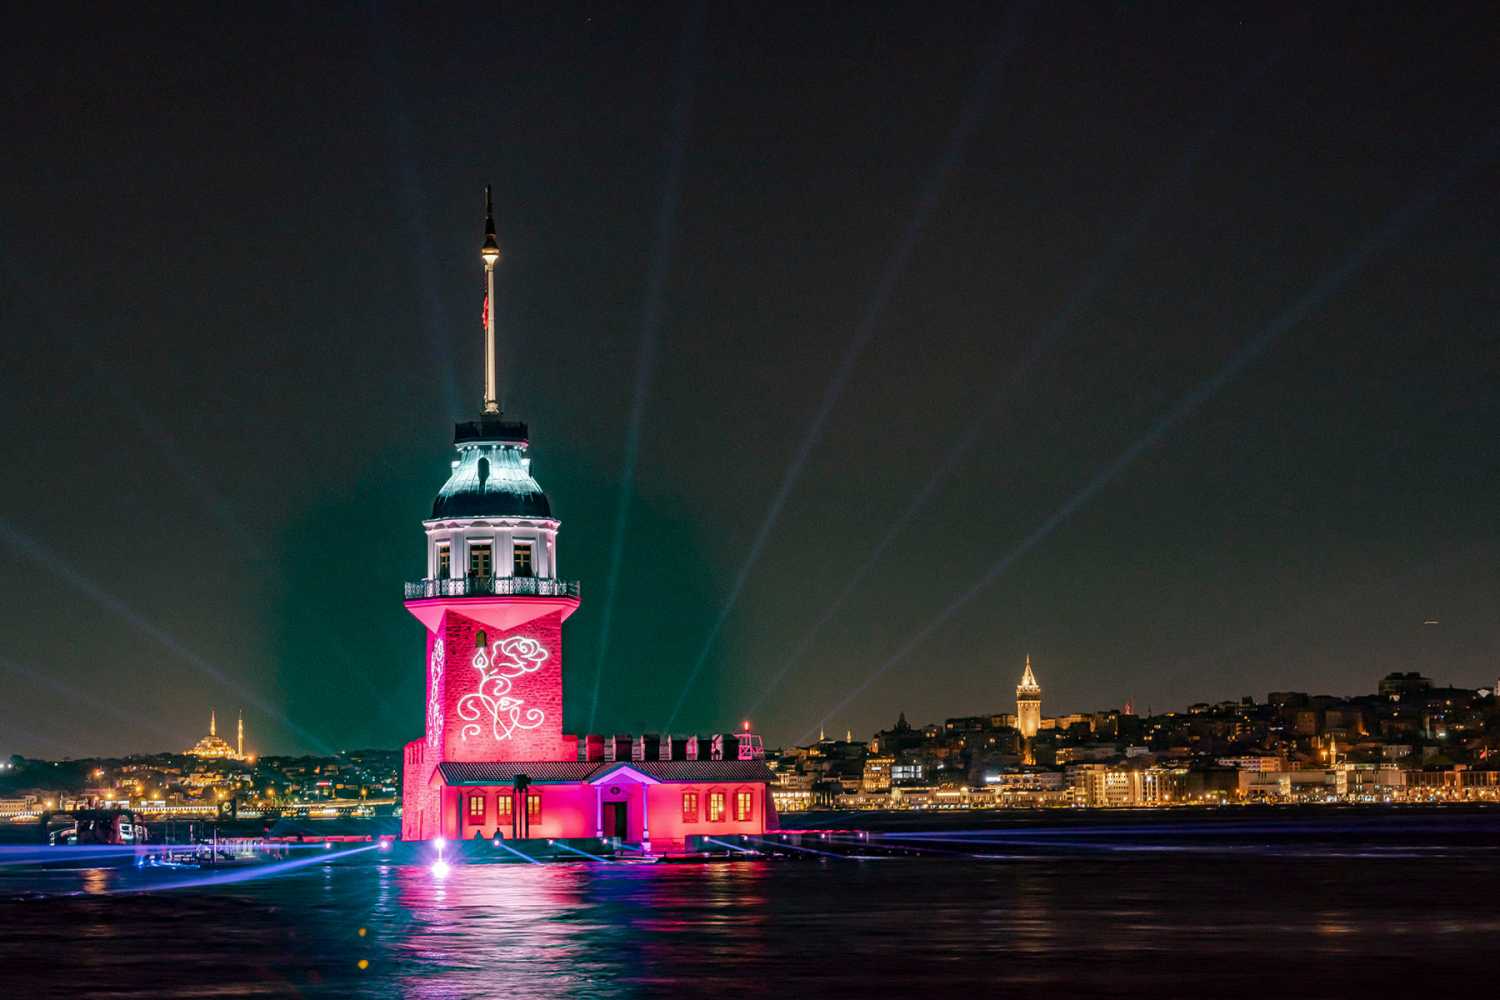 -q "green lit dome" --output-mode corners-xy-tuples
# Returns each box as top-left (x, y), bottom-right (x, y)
(430, 420), (553, 520)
